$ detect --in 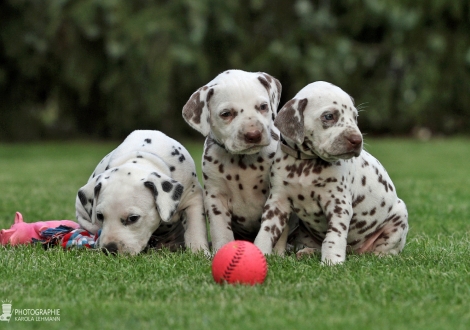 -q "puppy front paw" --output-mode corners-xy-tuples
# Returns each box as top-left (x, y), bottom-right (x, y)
(321, 253), (345, 265)
(296, 247), (320, 259)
